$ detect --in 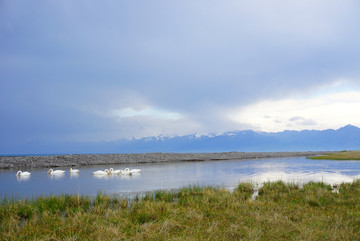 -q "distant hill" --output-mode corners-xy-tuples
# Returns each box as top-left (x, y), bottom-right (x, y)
(3, 125), (360, 155)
